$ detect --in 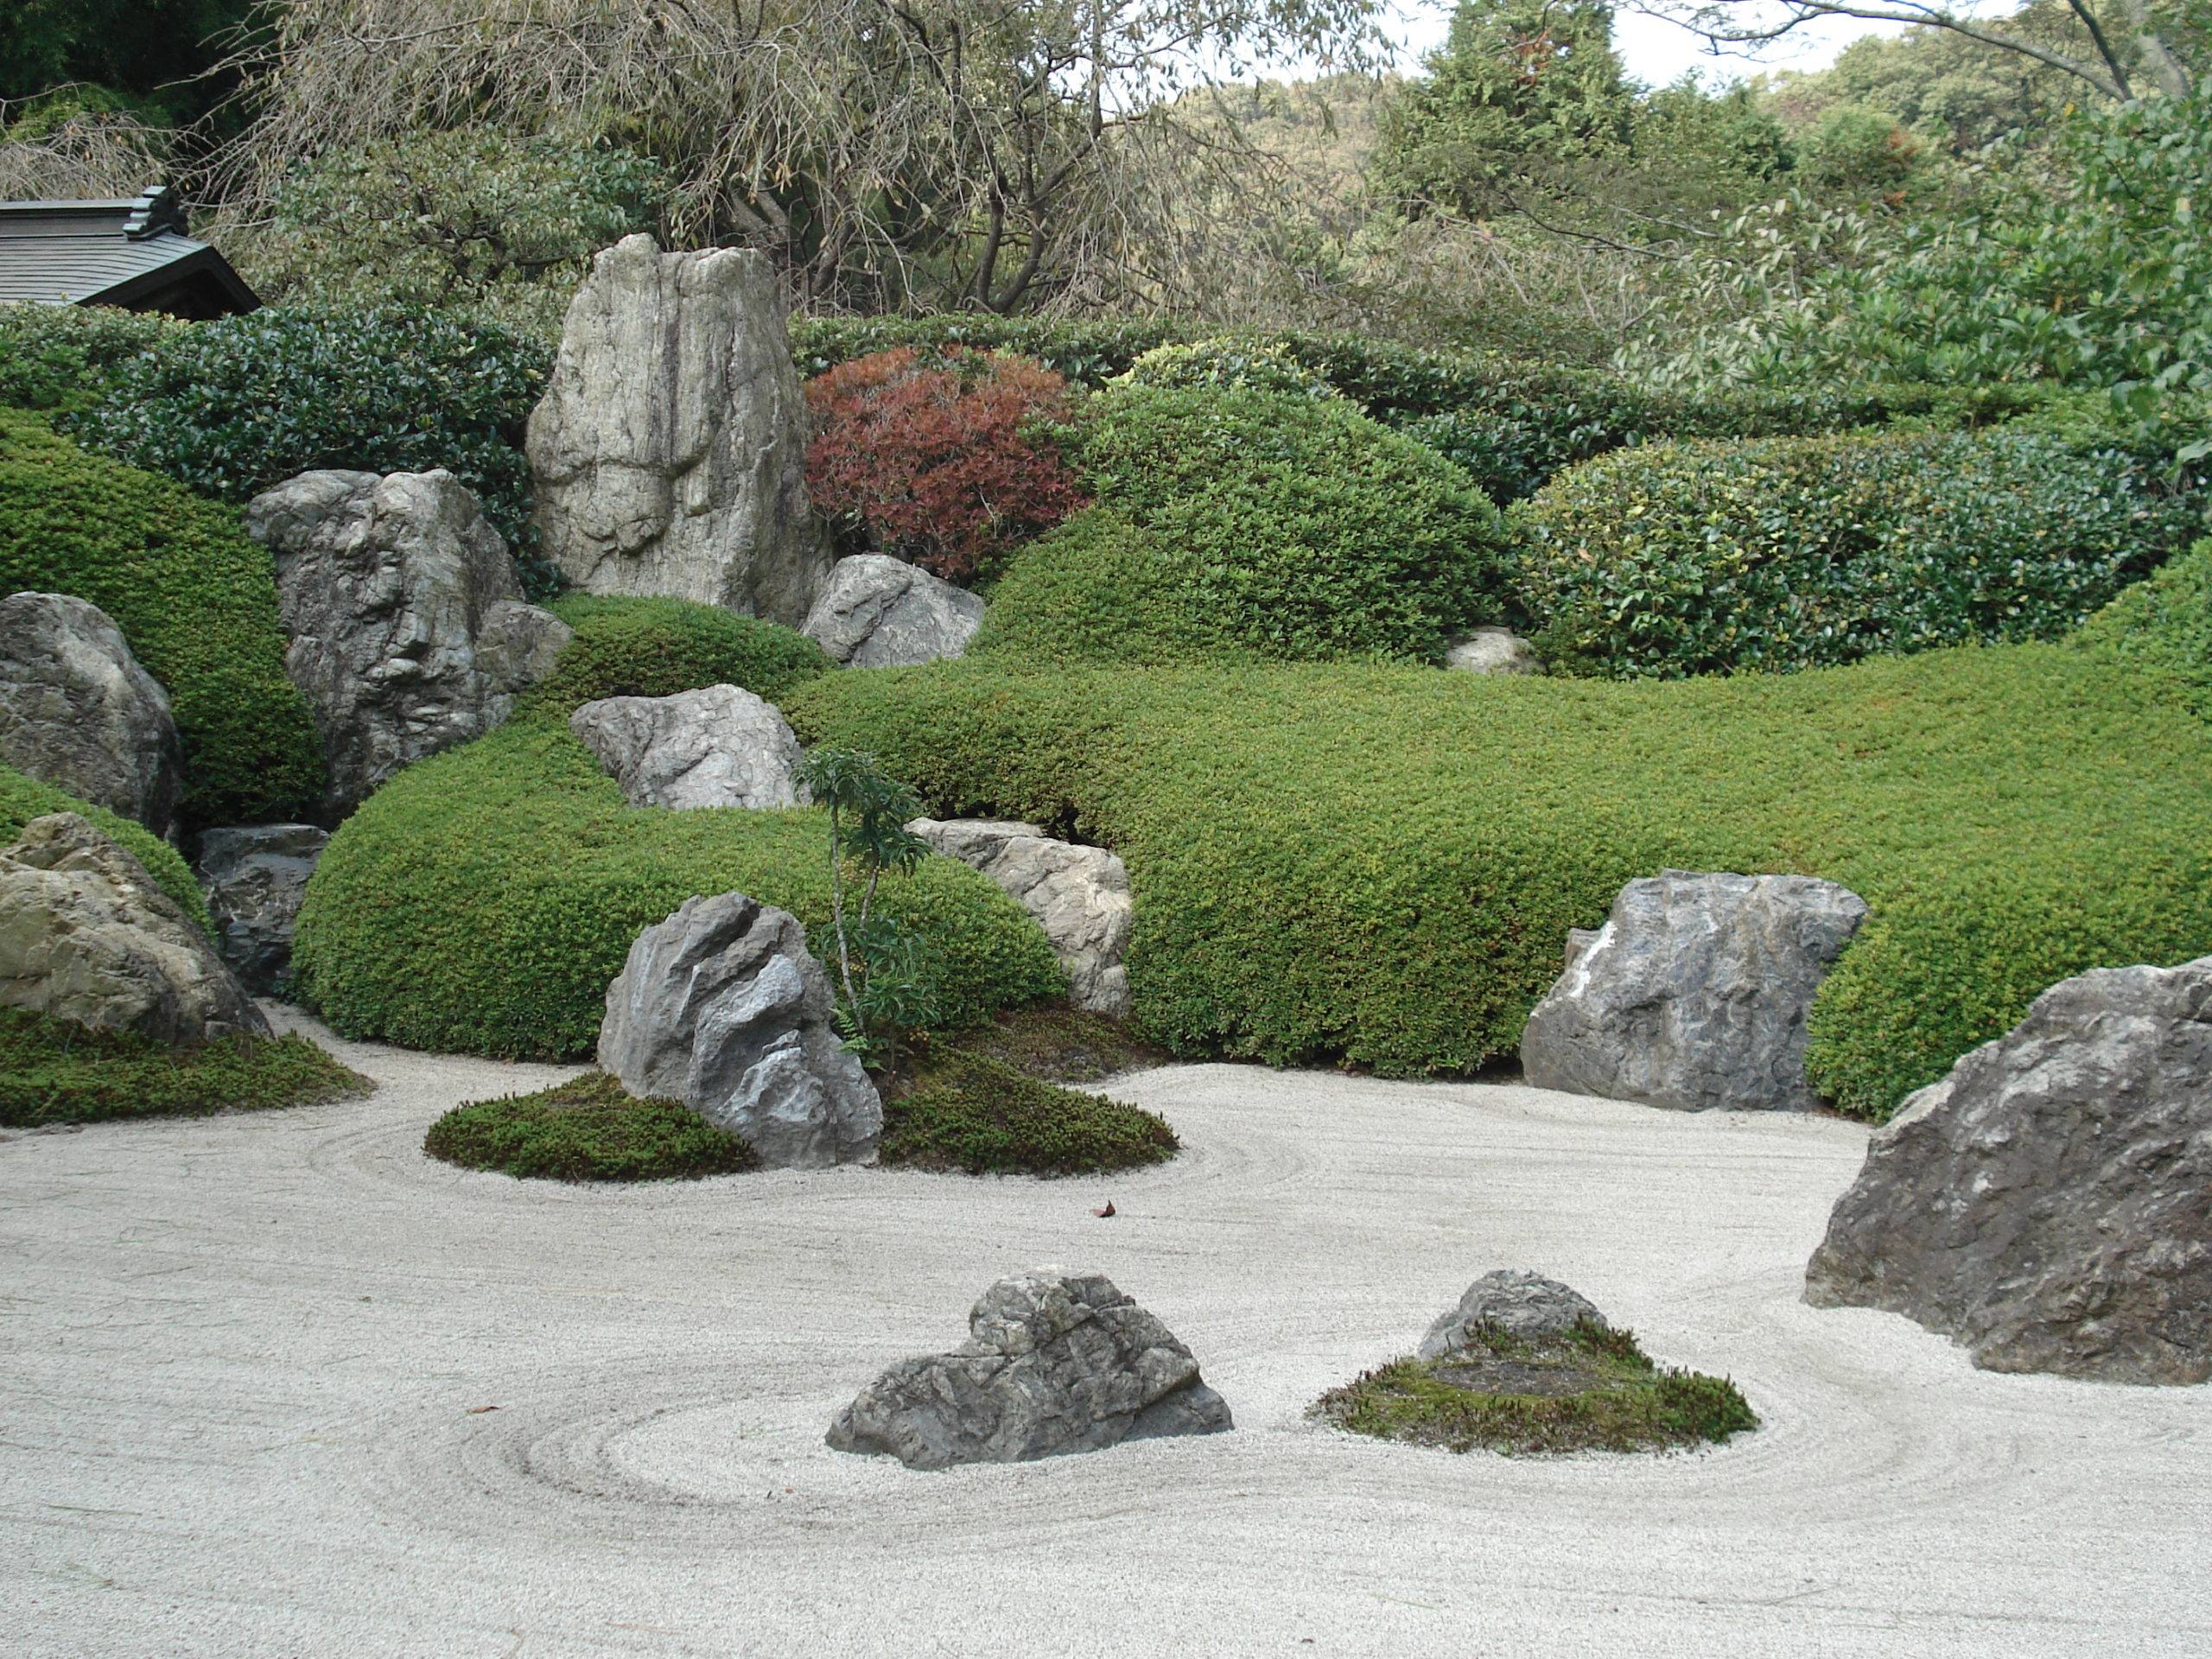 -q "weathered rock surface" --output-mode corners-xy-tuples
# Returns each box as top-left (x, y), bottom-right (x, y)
(195, 824), (328, 995)
(569, 684), (806, 811)
(906, 818), (1129, 1016)
(598, 891), (879, 1168)
(826, 1268), (1232, 1469)
(0, 812), (268, 1044)
(527, 234), (829, 623)
(1444, 626), (1544, 676)
(0, 591), (184, 837)
(802, 554), (985, 669)
(1521, 869), (1870, 1112)
(245, 468), (571, 816)
(1806, 956), (2212, 1386)
(1417, 1271), (1610, 1360)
